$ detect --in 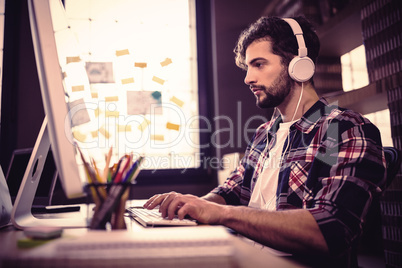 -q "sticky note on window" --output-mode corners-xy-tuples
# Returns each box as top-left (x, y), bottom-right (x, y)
(121, 77), (134, 84)
(105, 96), (119, 102)
(73, 131), (87, 142)
(170, 96), (184, 107)
(152, 76), (165, 85)
(66, 56), (81, 64)
(160, 58), (172, 67)
(151, 135), (164, 141)
(99, 127), (111, 139)
(91, 92), (98, 98)
(72, 85), (85, 92)
(116, 49), (129, 56)
(91, 131), (98, 138)
(118, 124), (132, 132)
(135, 62), (147, 68)
(94, 108), (101, 117)
(138, 118), (151, 131)
(166, 122), (180, 131)
(105, 111), (119, 117)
